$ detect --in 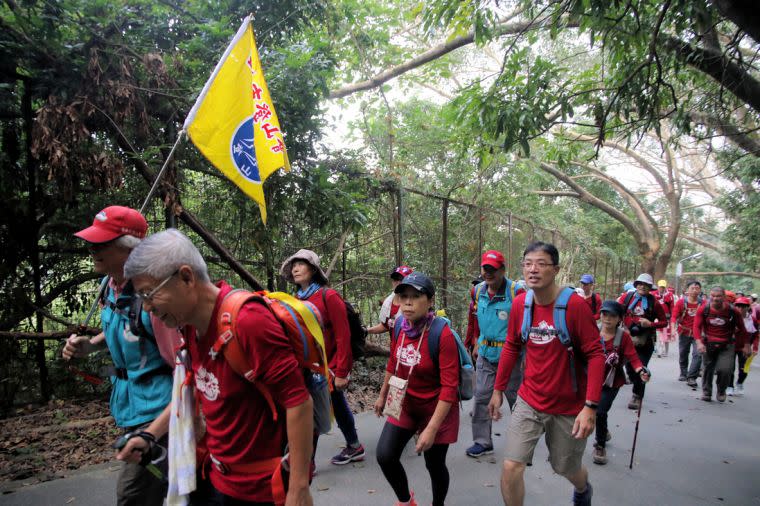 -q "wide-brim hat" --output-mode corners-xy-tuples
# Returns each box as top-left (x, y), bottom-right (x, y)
(633, 273), (654, 288)
(280, 249), (329, 285)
